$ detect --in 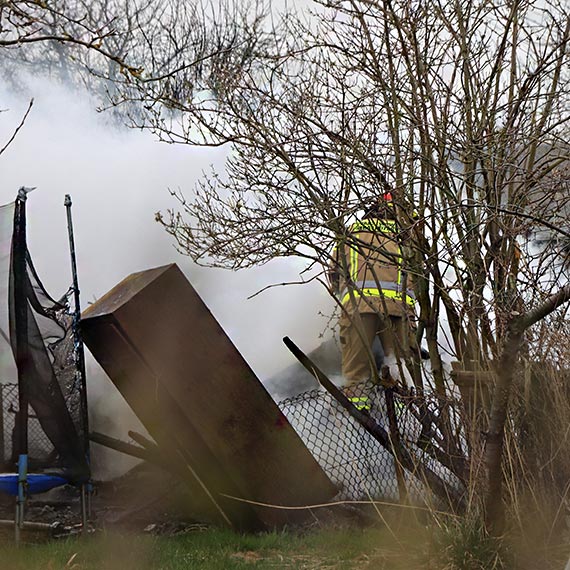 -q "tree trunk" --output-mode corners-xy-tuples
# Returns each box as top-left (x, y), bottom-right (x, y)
(483, 325), (523, 531)
(484, 284), (570, 530)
